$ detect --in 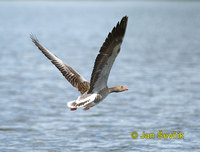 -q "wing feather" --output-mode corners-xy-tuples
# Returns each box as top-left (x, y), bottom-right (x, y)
(30, 35), (90, 94)
(88, 16), (128, 93)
